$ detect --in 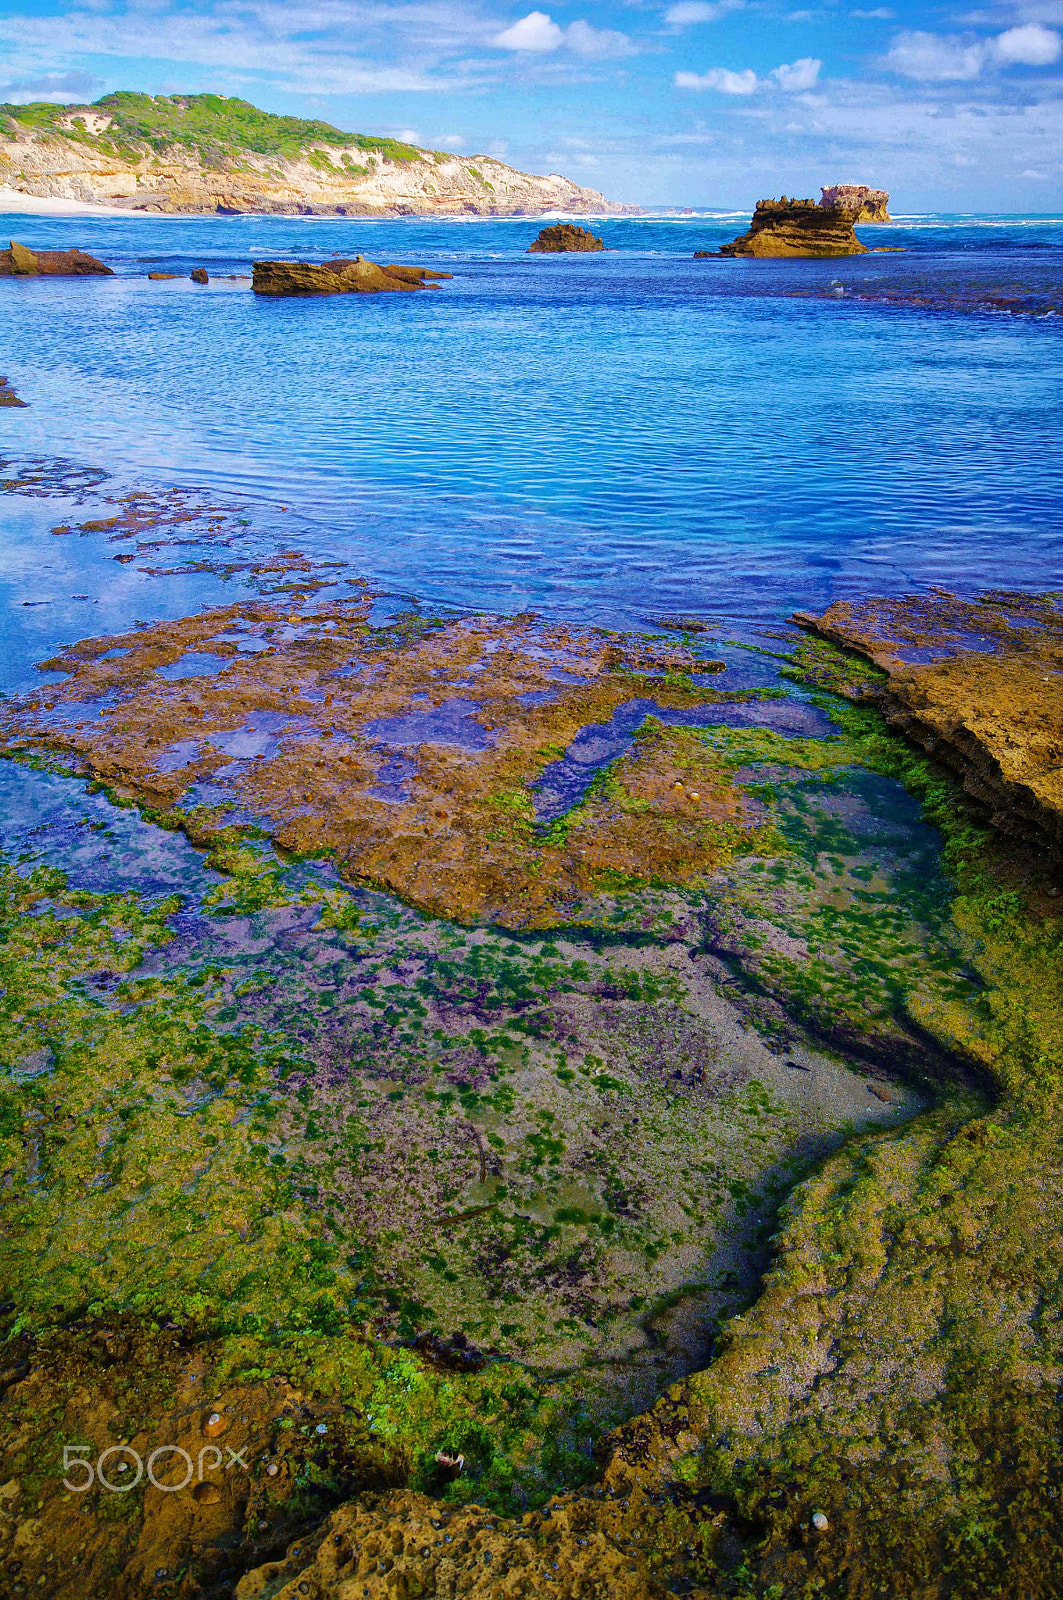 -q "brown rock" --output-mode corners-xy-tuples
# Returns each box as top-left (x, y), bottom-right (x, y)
(0, 241), (113, 276)
(793, 591), (1063, 862)
(252, 255), (427, 296)
(718, 197), (868, 258)
(820, 183), (891, 223)
(0, 375), (27, 407)
(8, 240), (37, 273)
(382, 262), (454, 282)
(527, 223), (605, 253)
(147, 272), (179, 280)
(190, 267), (209, 284)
